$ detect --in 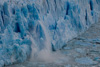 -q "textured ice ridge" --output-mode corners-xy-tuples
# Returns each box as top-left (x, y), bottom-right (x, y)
(0, 0), (100, 66)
